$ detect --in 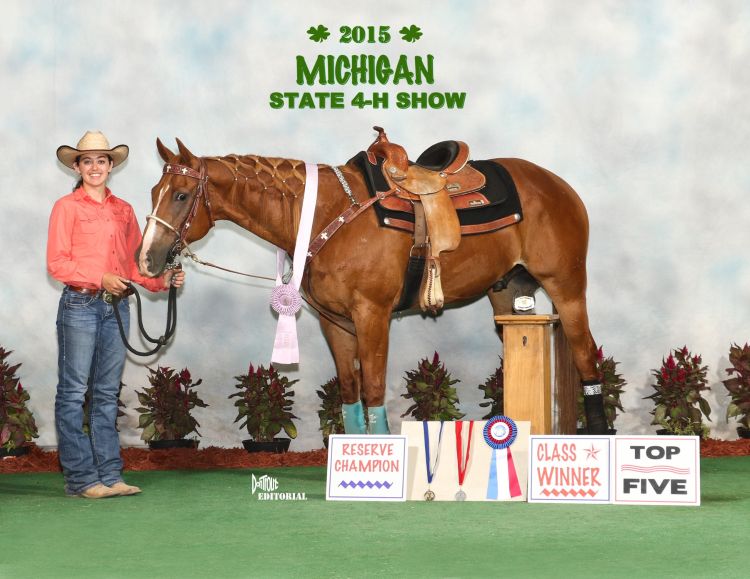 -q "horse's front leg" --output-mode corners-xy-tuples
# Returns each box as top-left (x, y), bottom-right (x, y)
(319, 317), (367, 434)
(352, 303), (392, 434)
